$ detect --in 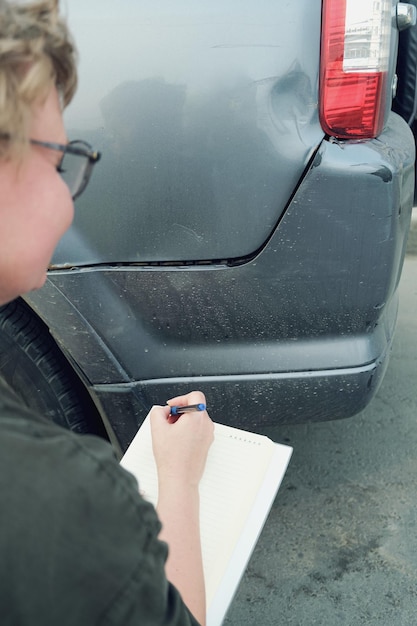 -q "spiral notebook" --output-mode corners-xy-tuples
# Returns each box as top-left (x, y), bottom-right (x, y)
(120, 417), (292, 626)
